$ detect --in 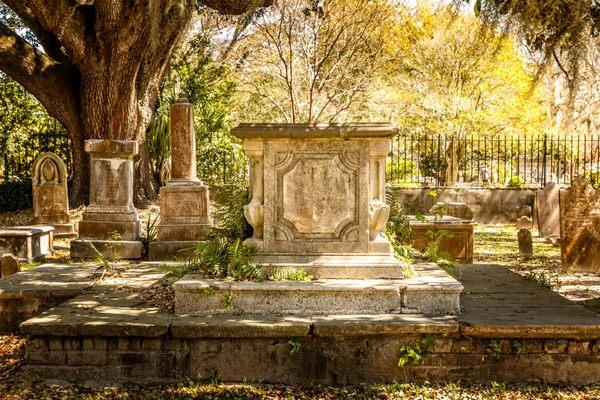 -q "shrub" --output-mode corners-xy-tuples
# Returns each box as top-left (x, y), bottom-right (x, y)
(0, 180), (32, 211)
(507, 176), (525, 188)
